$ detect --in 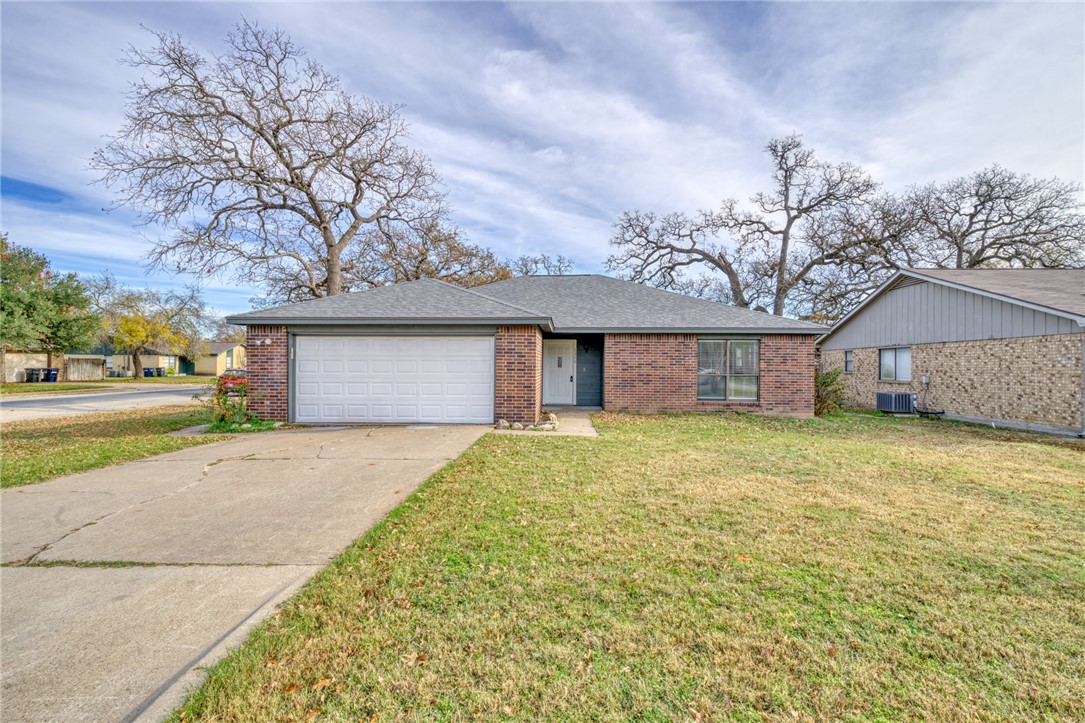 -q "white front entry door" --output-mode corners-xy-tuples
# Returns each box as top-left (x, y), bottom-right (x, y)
(542, 340), (576, 405)
(294, 335), (494, 424)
